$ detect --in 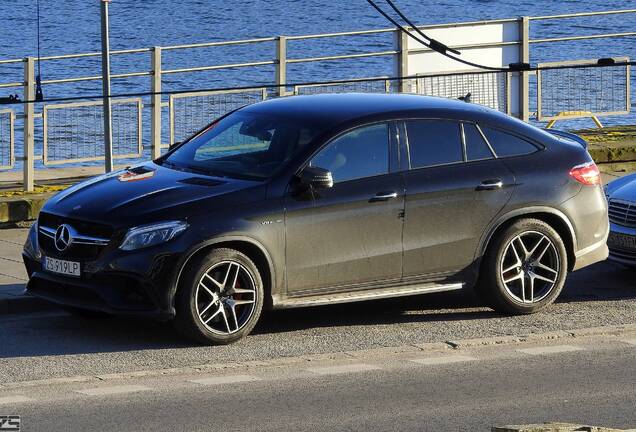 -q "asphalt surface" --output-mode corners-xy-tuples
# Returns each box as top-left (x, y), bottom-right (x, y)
(1, 227), (635, 431)
(4, 343), (635, 431)
(0, 258), (634, 383)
